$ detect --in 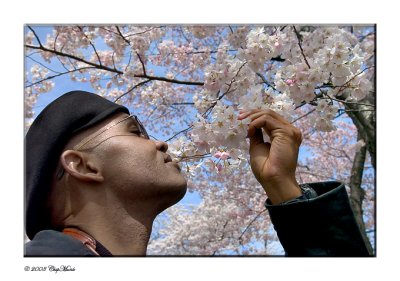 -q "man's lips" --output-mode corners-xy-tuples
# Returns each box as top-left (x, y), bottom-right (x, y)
(164, 154), (173, 163)
(164, 154), (181, 171)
